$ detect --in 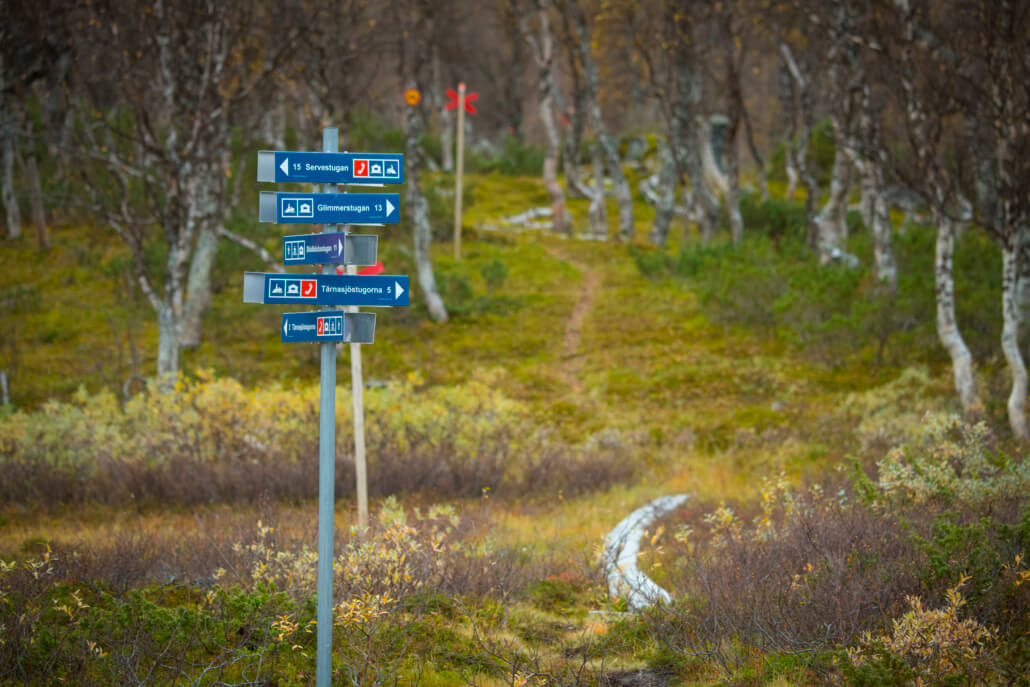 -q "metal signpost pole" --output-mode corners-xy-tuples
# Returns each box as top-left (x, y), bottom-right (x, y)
(454, 82), (466, 260)
(251, 137), (408, 685)
(316, 126), (338, 687)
